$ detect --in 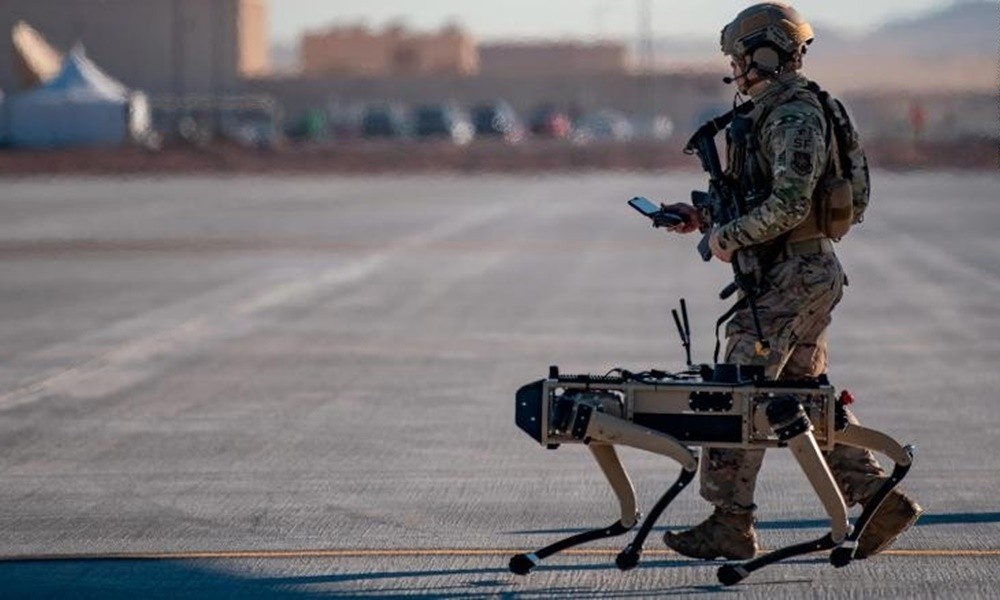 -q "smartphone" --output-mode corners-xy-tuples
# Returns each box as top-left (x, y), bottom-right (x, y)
(628, 197), (684, 226)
